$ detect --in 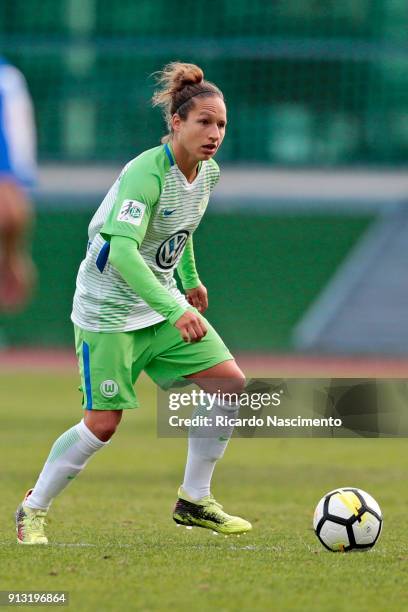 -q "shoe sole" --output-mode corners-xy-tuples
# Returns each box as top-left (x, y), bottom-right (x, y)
(173, 514), (252, 535)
